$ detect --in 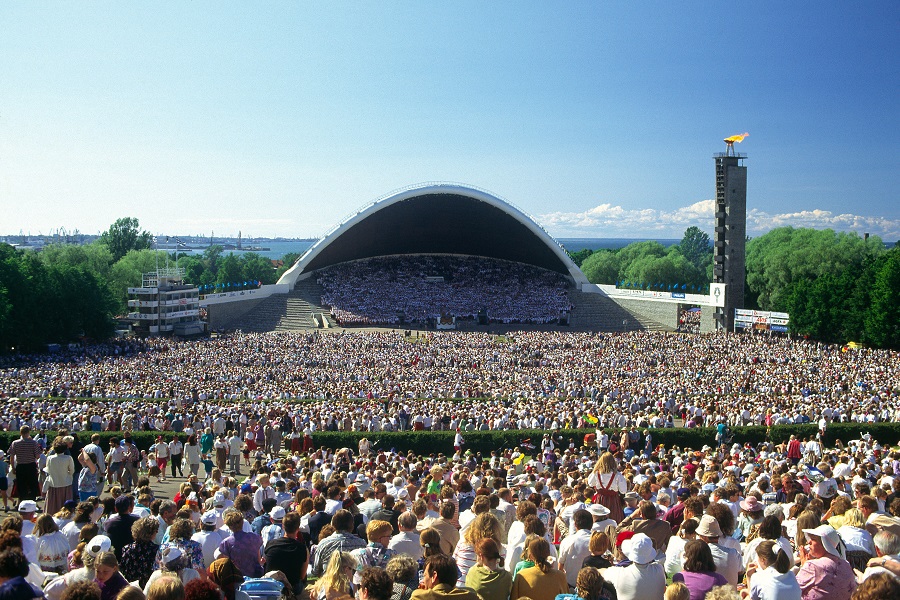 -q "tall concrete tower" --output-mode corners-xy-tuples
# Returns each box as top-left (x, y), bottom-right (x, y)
(713, 135), (748, 331)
